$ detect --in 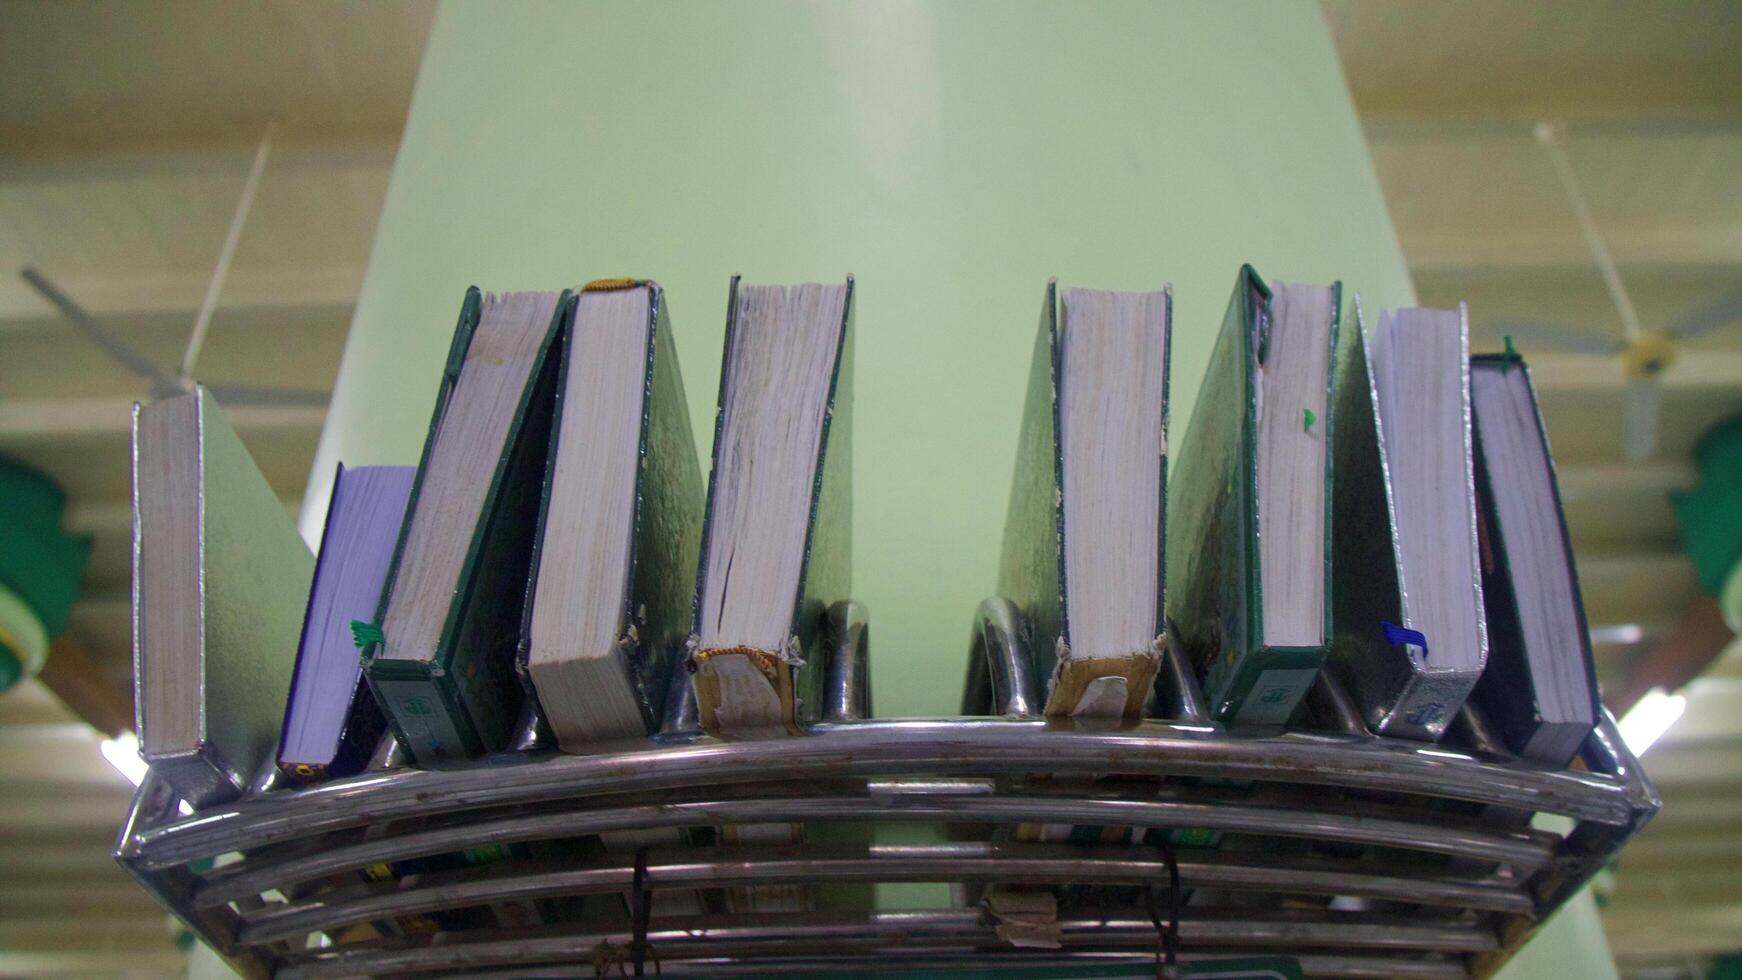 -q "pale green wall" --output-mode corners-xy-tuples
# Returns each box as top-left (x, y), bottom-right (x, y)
(309, 0), (1414, 718)
(307, 1), (1600, 970)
